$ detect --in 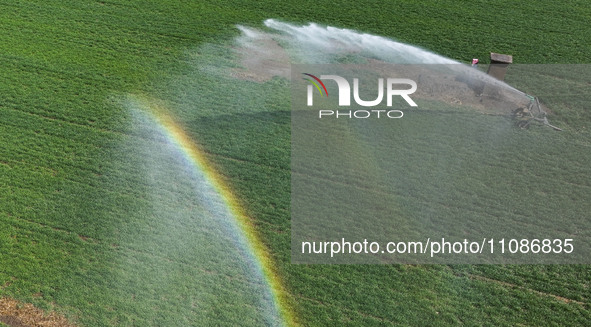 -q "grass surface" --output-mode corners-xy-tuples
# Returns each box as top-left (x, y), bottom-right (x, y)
(0, 0), (590, 326)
